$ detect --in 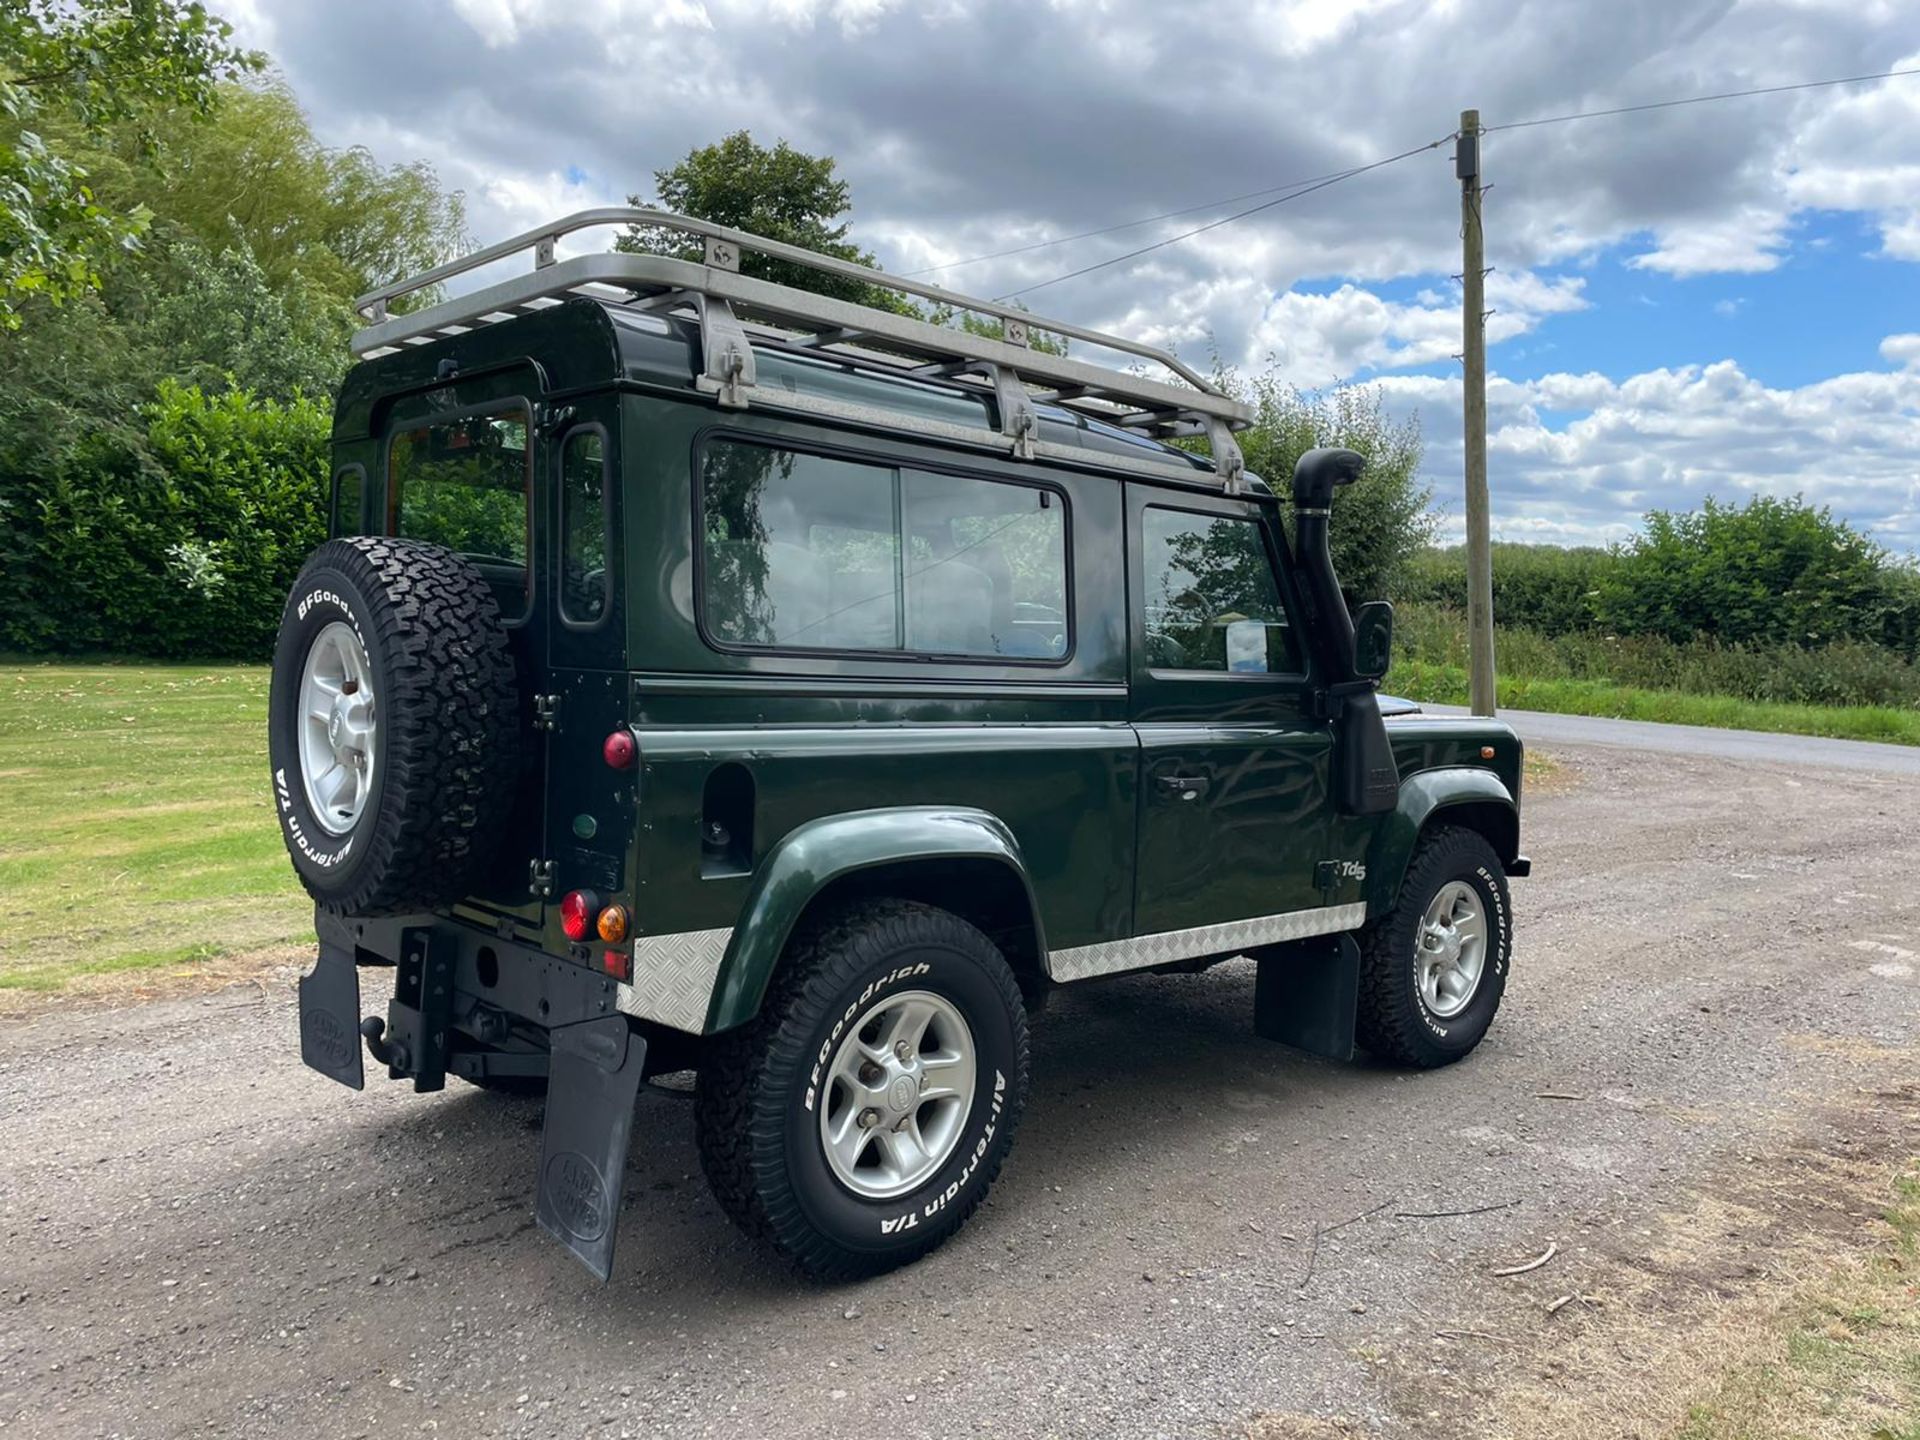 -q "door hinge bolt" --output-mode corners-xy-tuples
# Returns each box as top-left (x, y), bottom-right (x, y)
(528, 858), (557, 899)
